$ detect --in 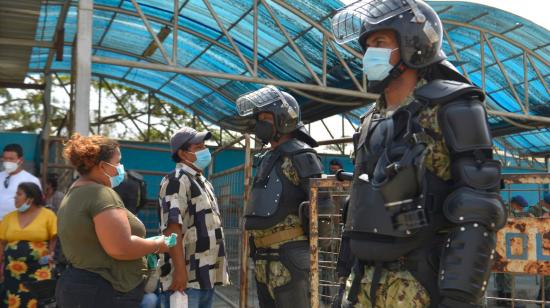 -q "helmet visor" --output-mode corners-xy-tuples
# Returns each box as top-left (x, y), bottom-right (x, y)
(236, 86), (286, 117)
(331, 0), (410, 44)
